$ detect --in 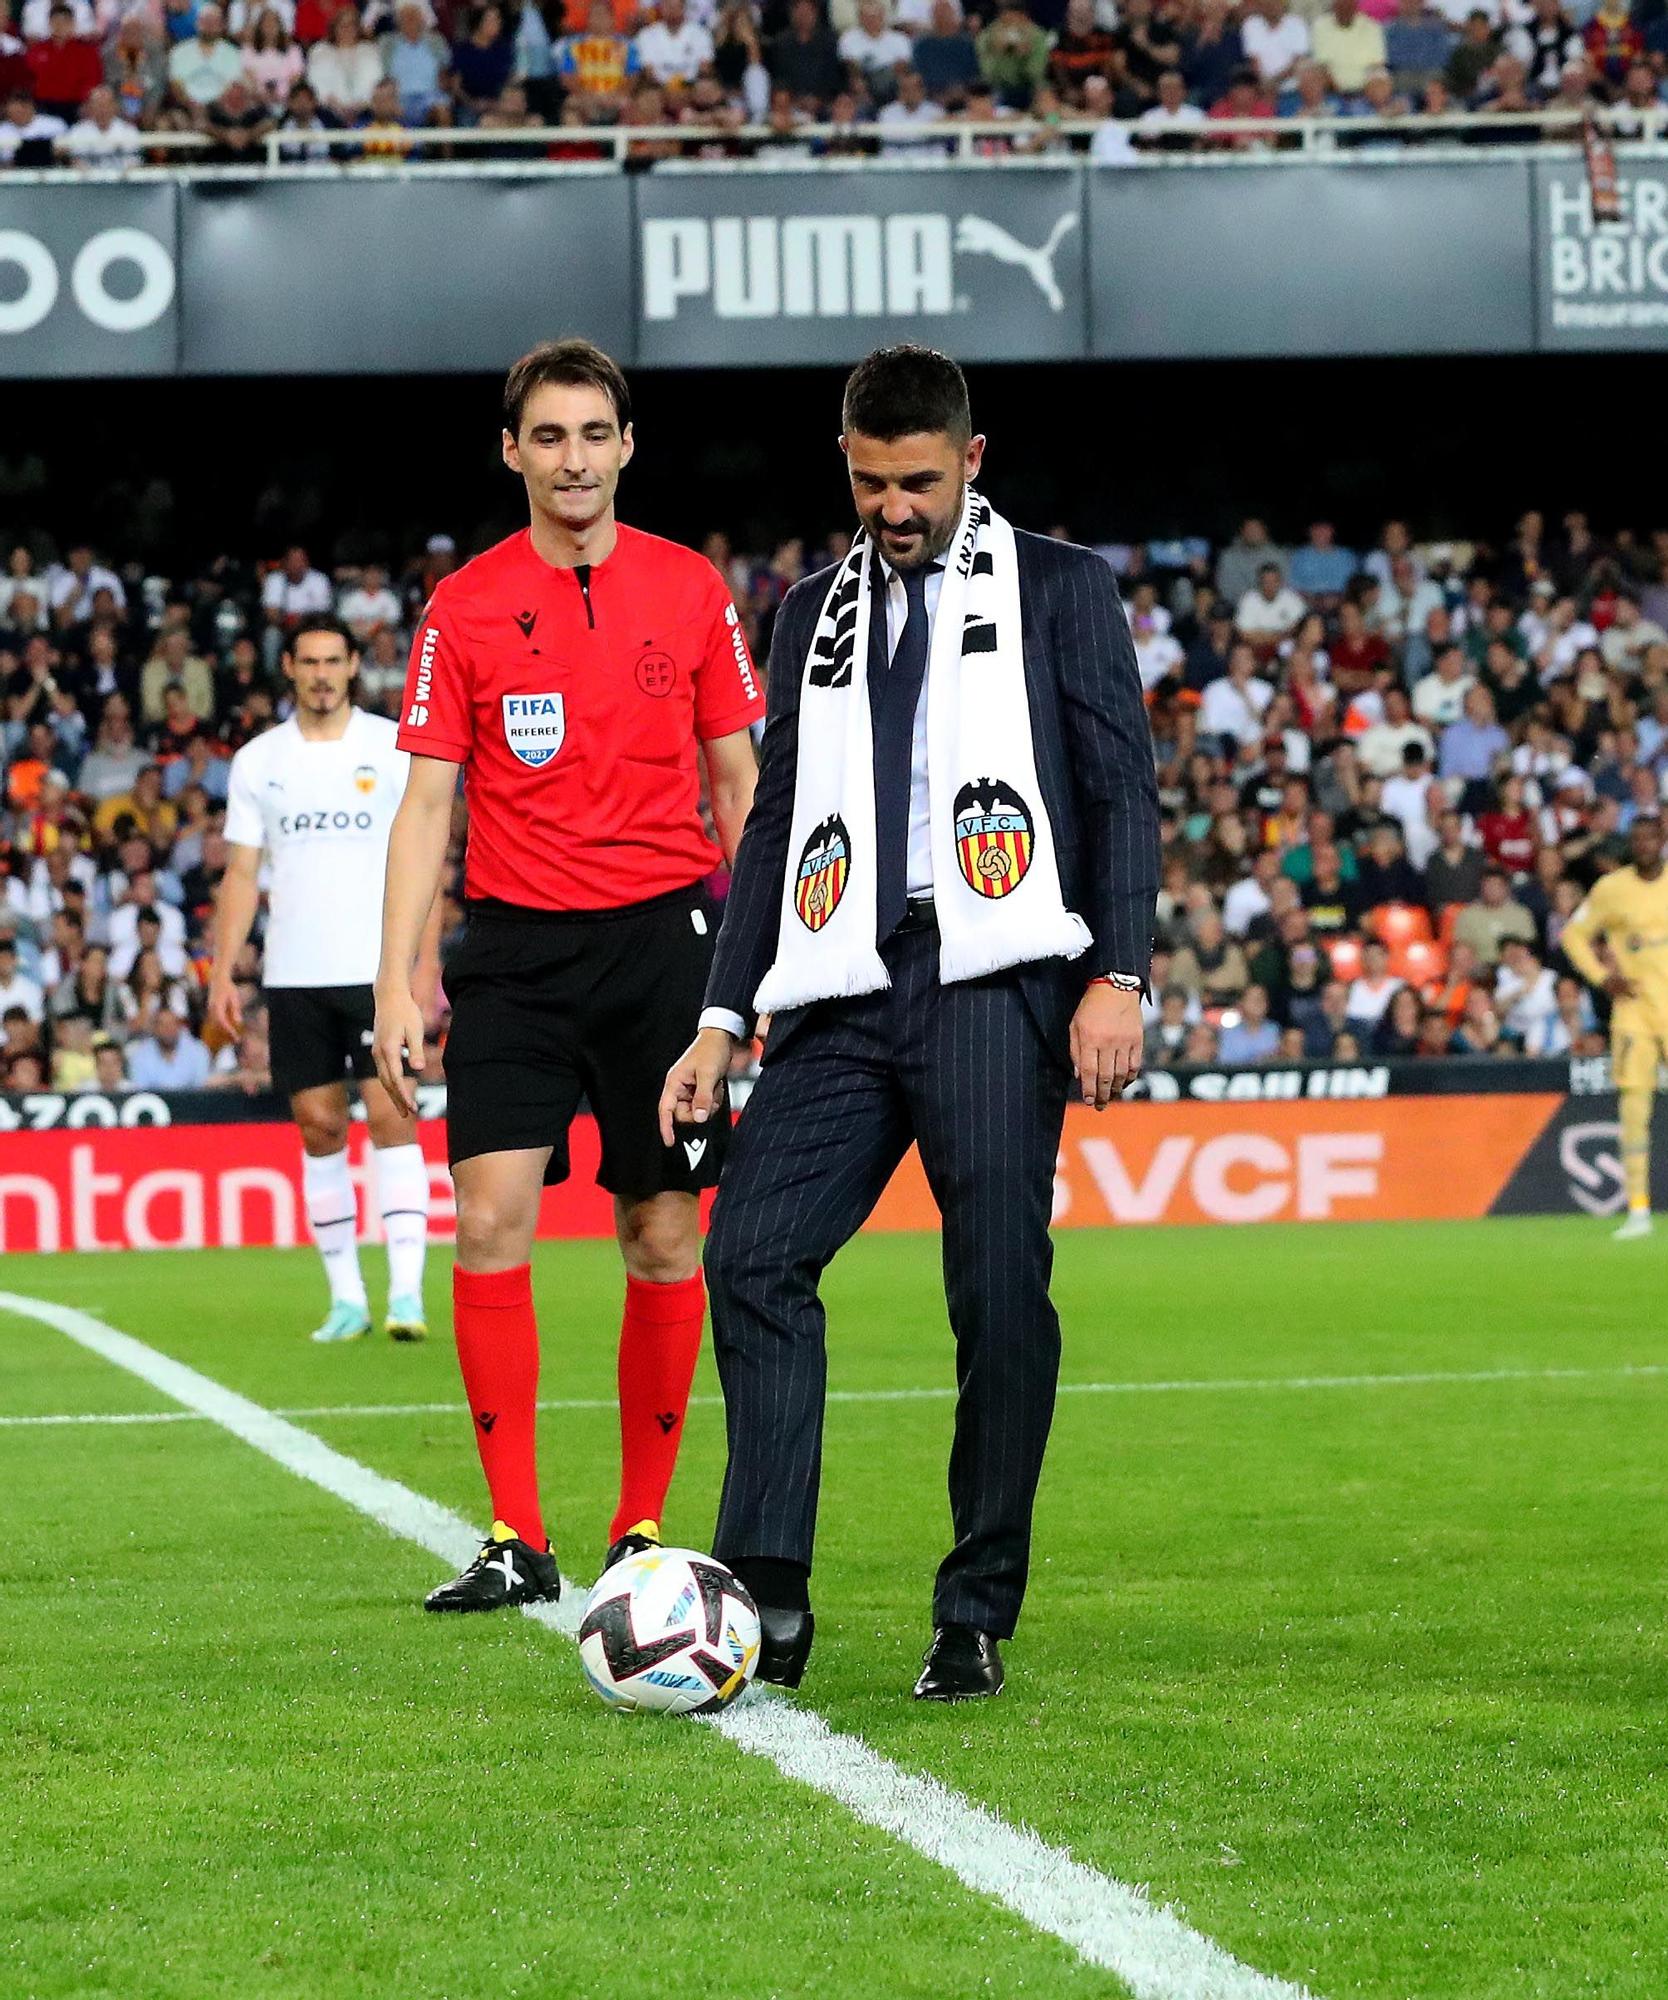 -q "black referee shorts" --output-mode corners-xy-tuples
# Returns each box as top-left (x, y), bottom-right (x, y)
(442, 885), (730, 1199)
(266, 984), (379, 1099)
